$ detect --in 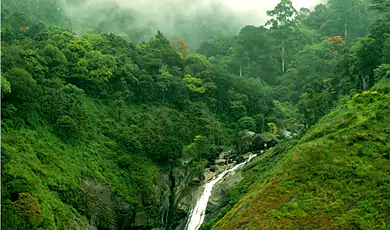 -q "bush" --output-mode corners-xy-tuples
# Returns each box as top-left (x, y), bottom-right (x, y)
(352, 90), (381, 105)
(13, 193), (43, 228)
(56, 115), (85, 139)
